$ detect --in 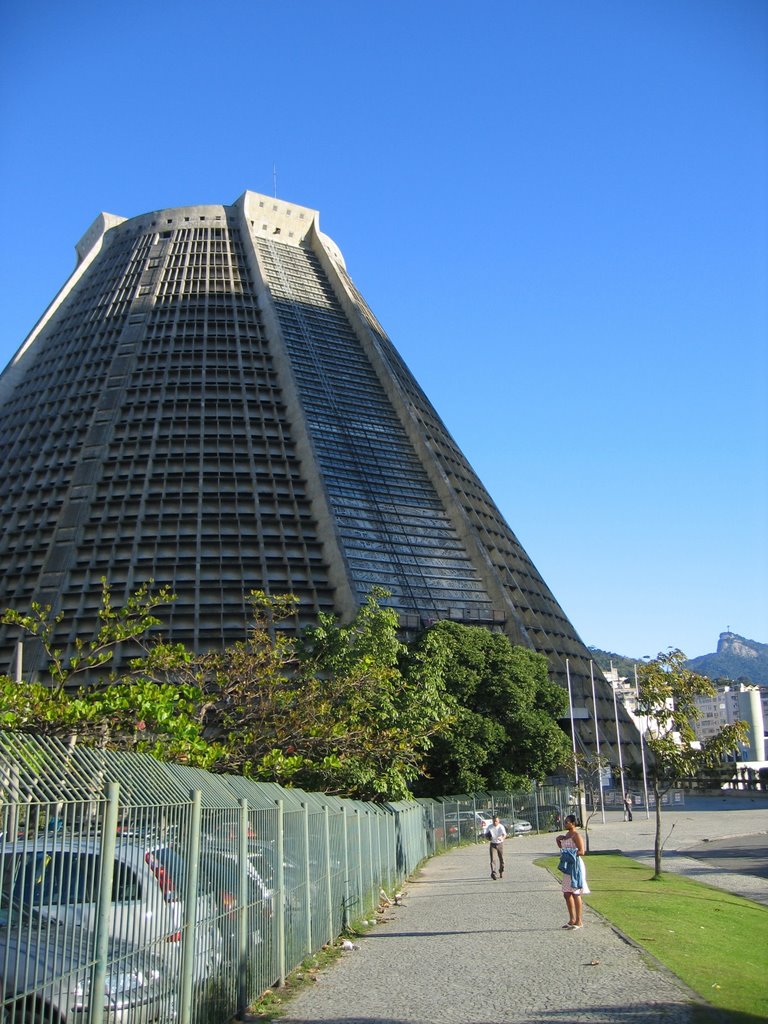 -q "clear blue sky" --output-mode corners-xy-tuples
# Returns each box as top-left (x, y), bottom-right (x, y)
(1, 0), (766, 659)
